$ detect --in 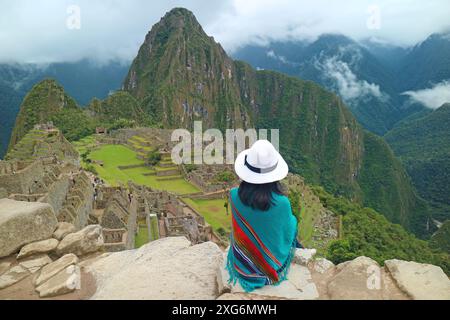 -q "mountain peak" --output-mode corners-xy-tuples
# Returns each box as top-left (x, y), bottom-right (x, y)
(150, 7), (202, 38)
(162, 7), (196, 21)
(7, 78), (77, 151)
